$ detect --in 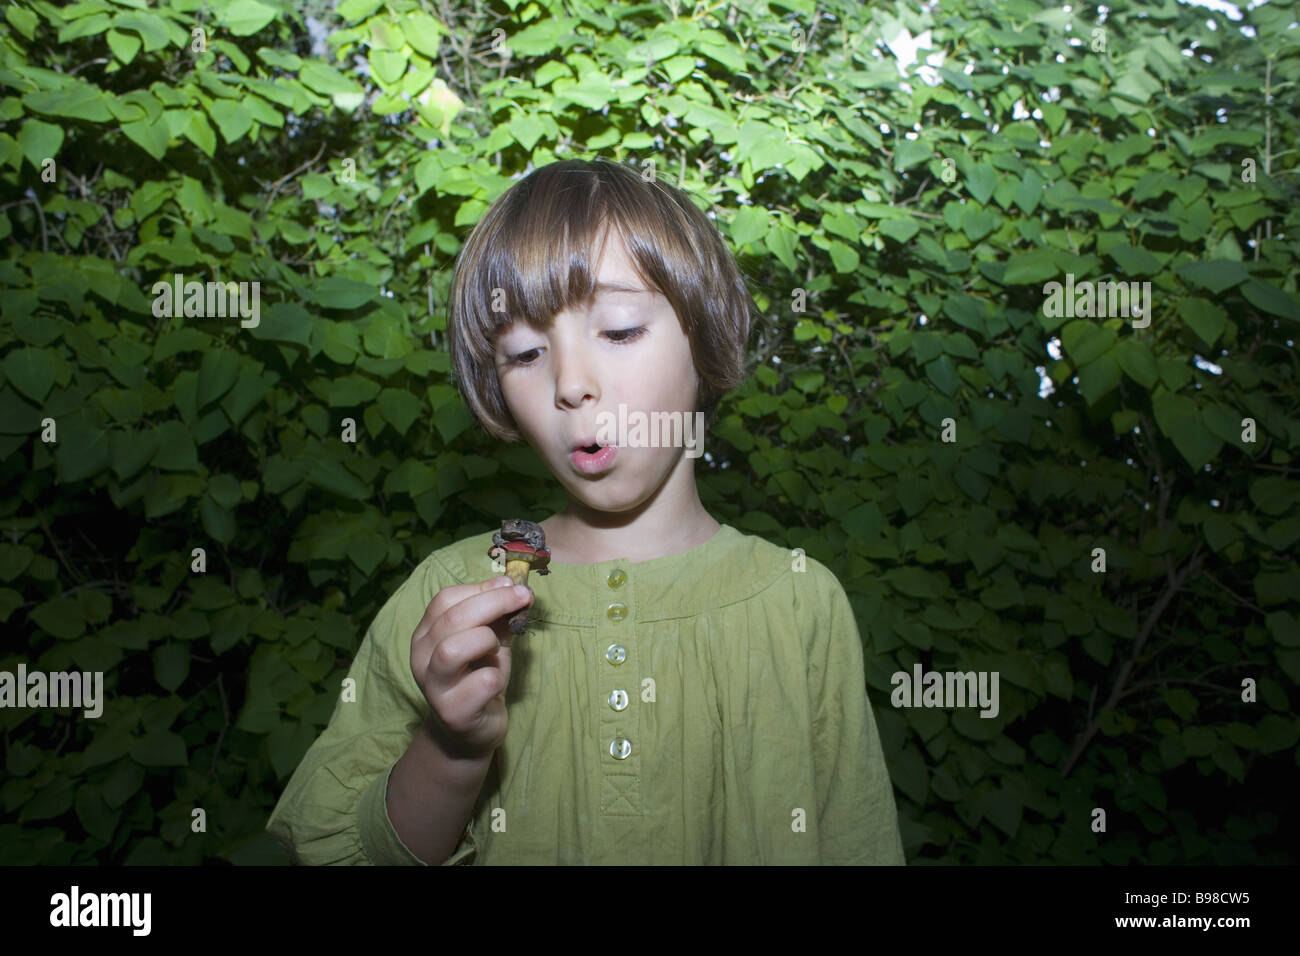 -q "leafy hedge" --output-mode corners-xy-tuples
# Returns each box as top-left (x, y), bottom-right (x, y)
(1, 0), (1296, 865)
